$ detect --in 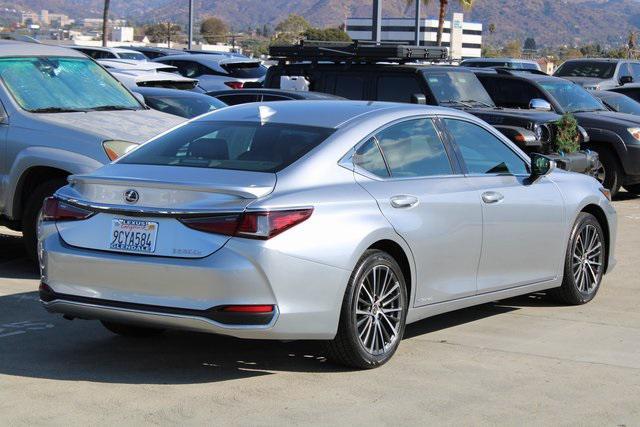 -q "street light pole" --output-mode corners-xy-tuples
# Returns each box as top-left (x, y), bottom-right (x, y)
(372, 0), (382, 43)
(188, 0), (194, 49)
(414, 0), (421, 46)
